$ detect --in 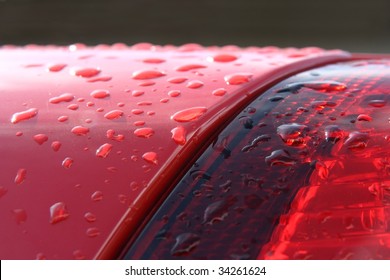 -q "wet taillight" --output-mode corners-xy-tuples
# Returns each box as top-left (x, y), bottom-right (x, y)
(125, 59), (390, 259)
